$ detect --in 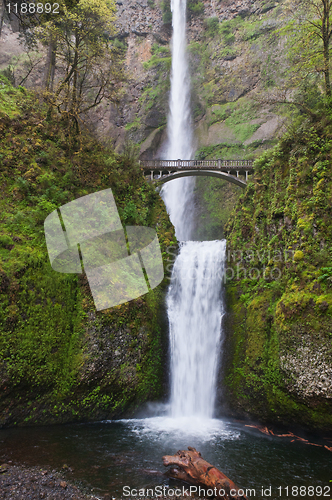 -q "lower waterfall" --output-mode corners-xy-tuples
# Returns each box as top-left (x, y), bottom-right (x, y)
(167, 240), (226, 418)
